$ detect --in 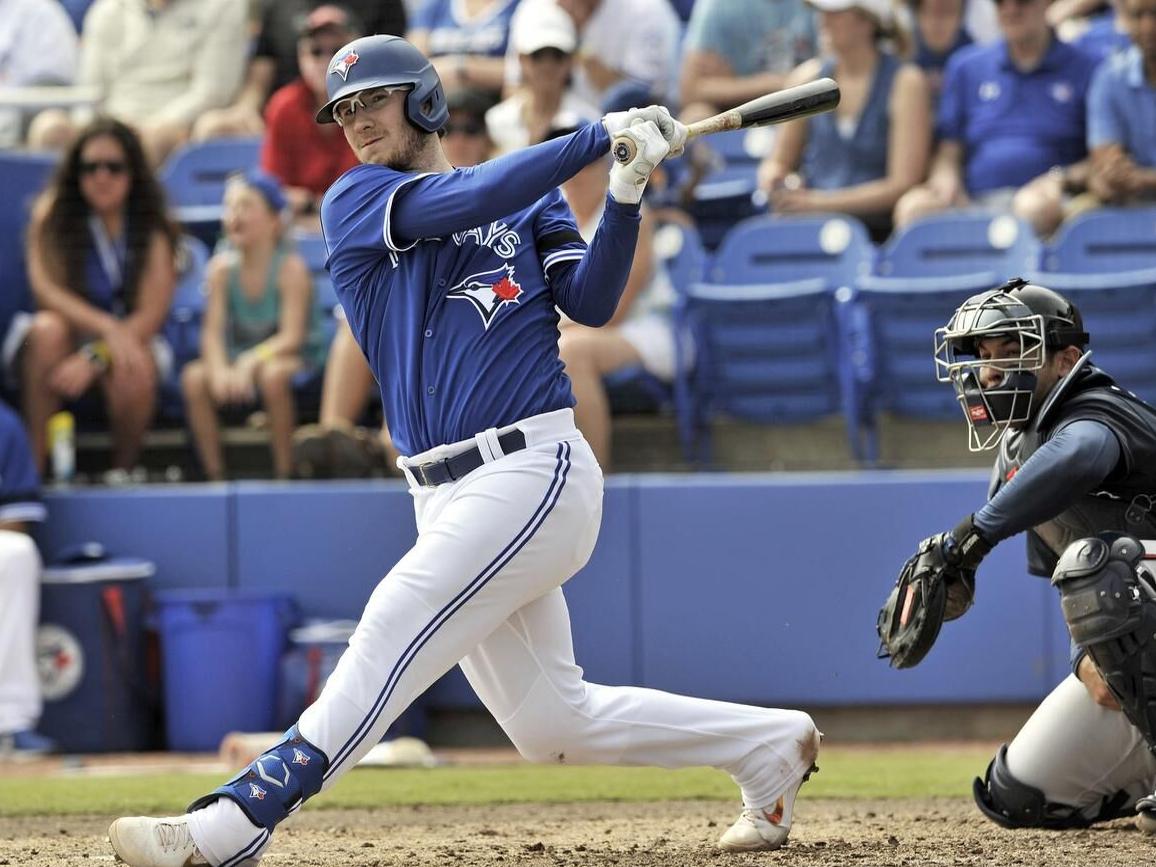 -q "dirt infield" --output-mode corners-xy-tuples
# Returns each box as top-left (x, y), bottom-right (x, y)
(2, 798), (1150, 867)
